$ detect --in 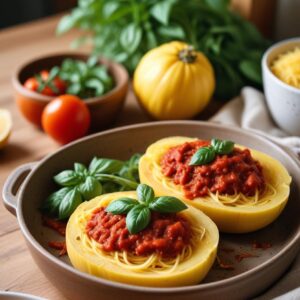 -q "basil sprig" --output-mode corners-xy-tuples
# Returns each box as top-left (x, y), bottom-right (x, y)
(42, 154), (141, 220)
(106, 184), (187, 234)
(57, 0), (270, 99)
(189, 138), (235, 166)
